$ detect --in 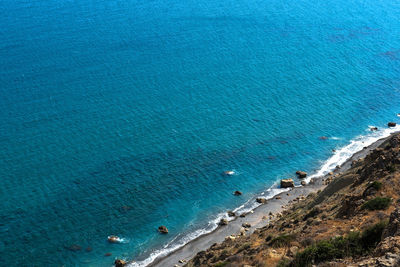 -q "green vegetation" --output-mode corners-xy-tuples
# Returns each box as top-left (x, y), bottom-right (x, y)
(215, 261), (228, 267)
(367, 181), (382, 191)
(288, 221), (387, 267)
(361, 197), (391, 210)
(269, 234), (296, 248)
